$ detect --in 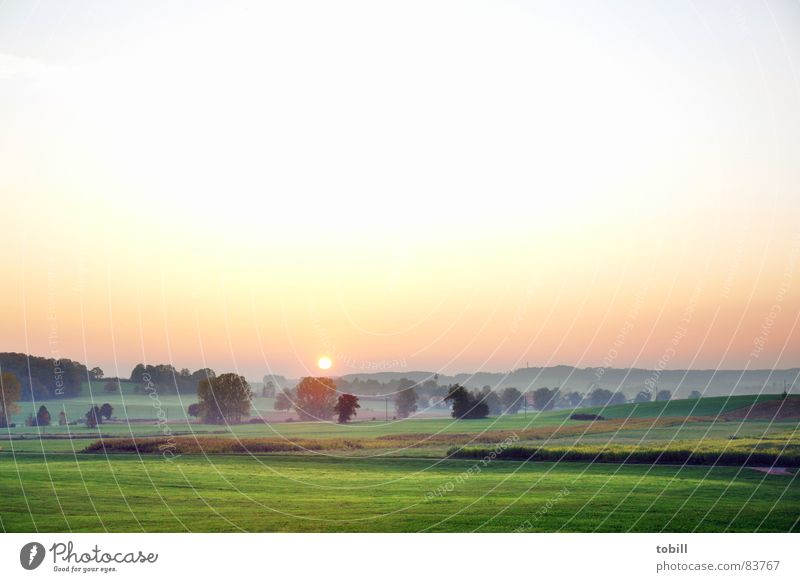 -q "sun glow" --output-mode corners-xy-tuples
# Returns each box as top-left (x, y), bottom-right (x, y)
(317, 356), (333, 371)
